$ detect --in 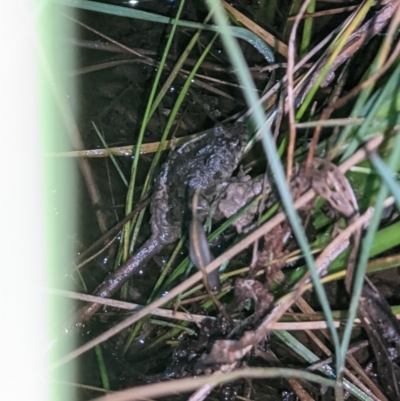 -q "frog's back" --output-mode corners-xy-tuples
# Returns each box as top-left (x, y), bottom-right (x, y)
(152, 123), (248, 243)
